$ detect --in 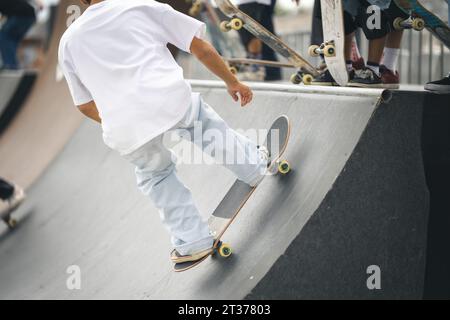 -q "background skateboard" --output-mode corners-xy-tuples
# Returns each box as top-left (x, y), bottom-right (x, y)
(215, 0), (320, 84)
(225, 57), (295, 75)
(188, 0), (243, 58)
(393, 0), (450, 49)
(309, 0), (349, 86)
(174, 115), (291, 272)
